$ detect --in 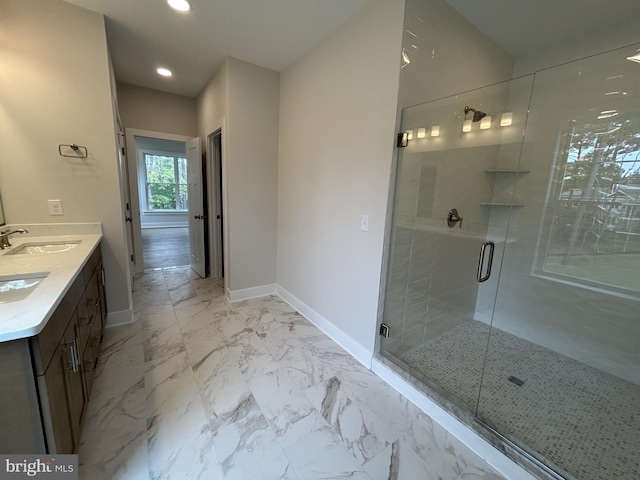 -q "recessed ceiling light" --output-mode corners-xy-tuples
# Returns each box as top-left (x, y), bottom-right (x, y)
(167, 0), (191, 12)
(157, 67), (173, 77)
